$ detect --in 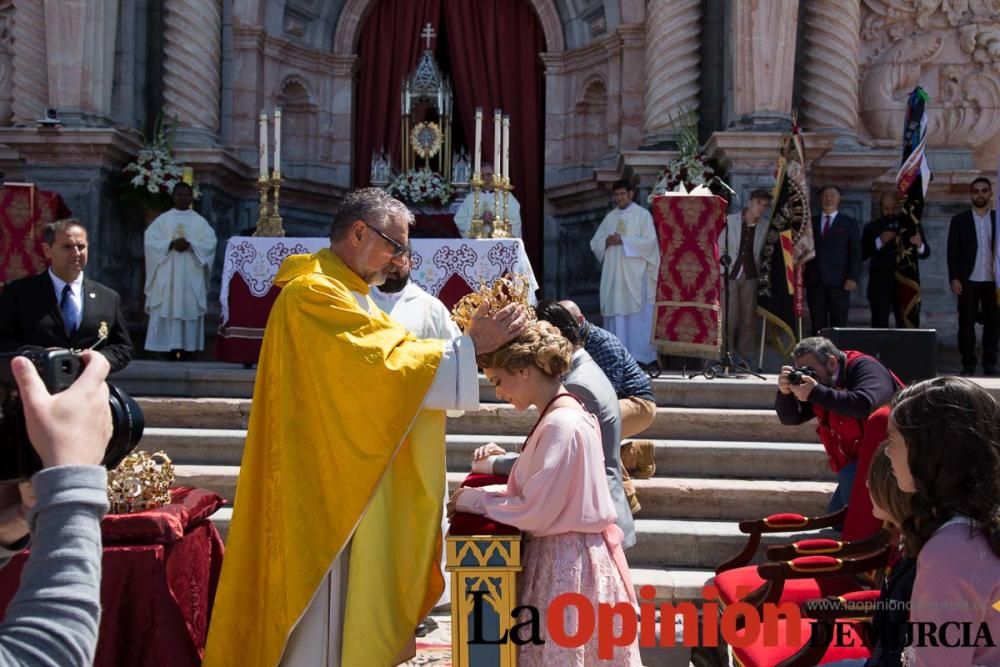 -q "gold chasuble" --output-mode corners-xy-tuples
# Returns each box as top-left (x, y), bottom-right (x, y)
(203, 248), (446, 667)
